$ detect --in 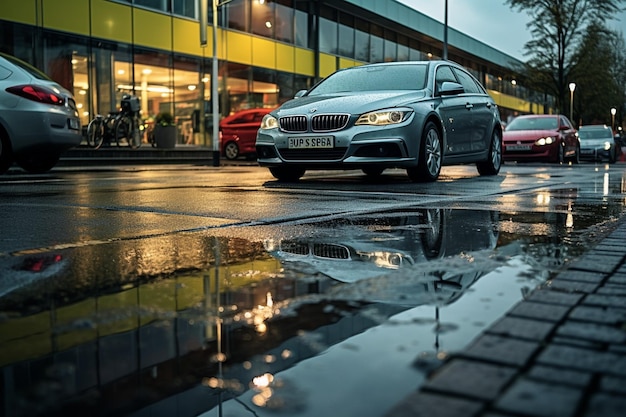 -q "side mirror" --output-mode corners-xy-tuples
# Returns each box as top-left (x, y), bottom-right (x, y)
(294, 90), (307, 98)
(438, 81), (465, 96)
